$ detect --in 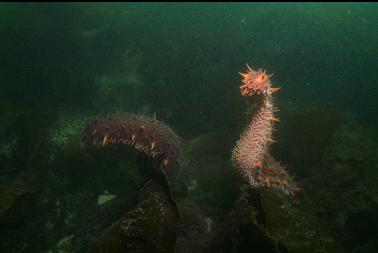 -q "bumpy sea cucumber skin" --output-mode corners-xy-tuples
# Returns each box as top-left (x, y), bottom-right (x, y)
(232, 96), (273, 178)
(82, 114), (182, 177)
(232, 65), (297, 195)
